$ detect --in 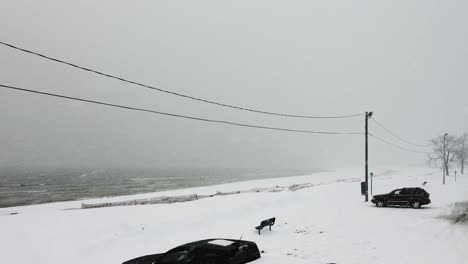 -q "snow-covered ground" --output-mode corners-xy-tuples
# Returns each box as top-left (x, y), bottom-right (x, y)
(1, 167), (467, 264)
